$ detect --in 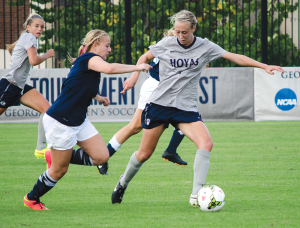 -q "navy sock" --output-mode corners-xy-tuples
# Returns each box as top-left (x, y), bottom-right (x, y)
(107, 143), (116, 157)
(70, 148), (94, 166)
(27, 170), (57, 201)
(166, 129), (185, 154)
